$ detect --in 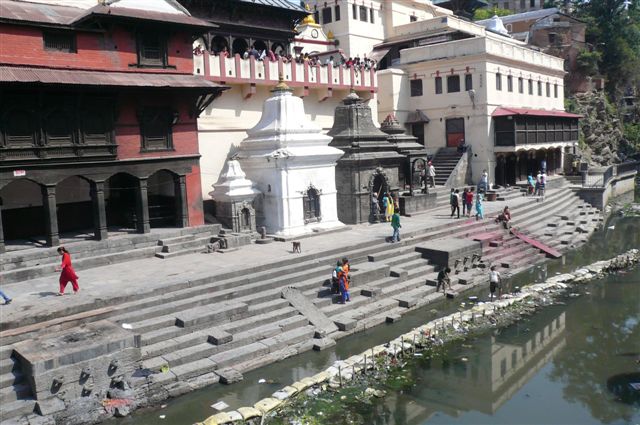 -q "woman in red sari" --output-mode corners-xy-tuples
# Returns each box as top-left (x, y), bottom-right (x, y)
(56, 247), (79, 295)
